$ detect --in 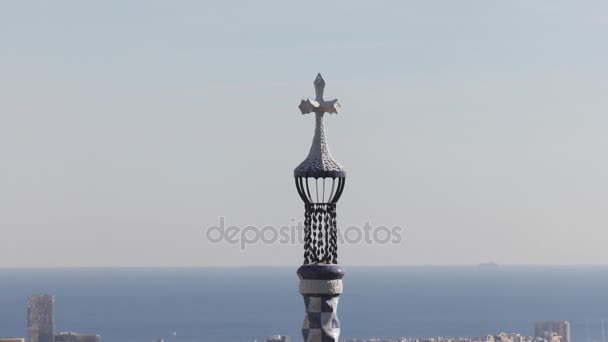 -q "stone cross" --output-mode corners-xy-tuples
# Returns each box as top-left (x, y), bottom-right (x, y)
(298, 74), (340, 115)
(294, 74), (345, 179)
